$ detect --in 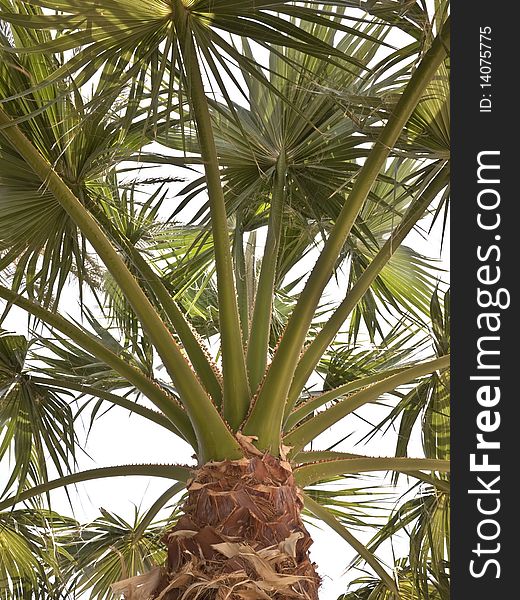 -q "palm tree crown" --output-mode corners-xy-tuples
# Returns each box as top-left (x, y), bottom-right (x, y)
(0, 1), (450, 598)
